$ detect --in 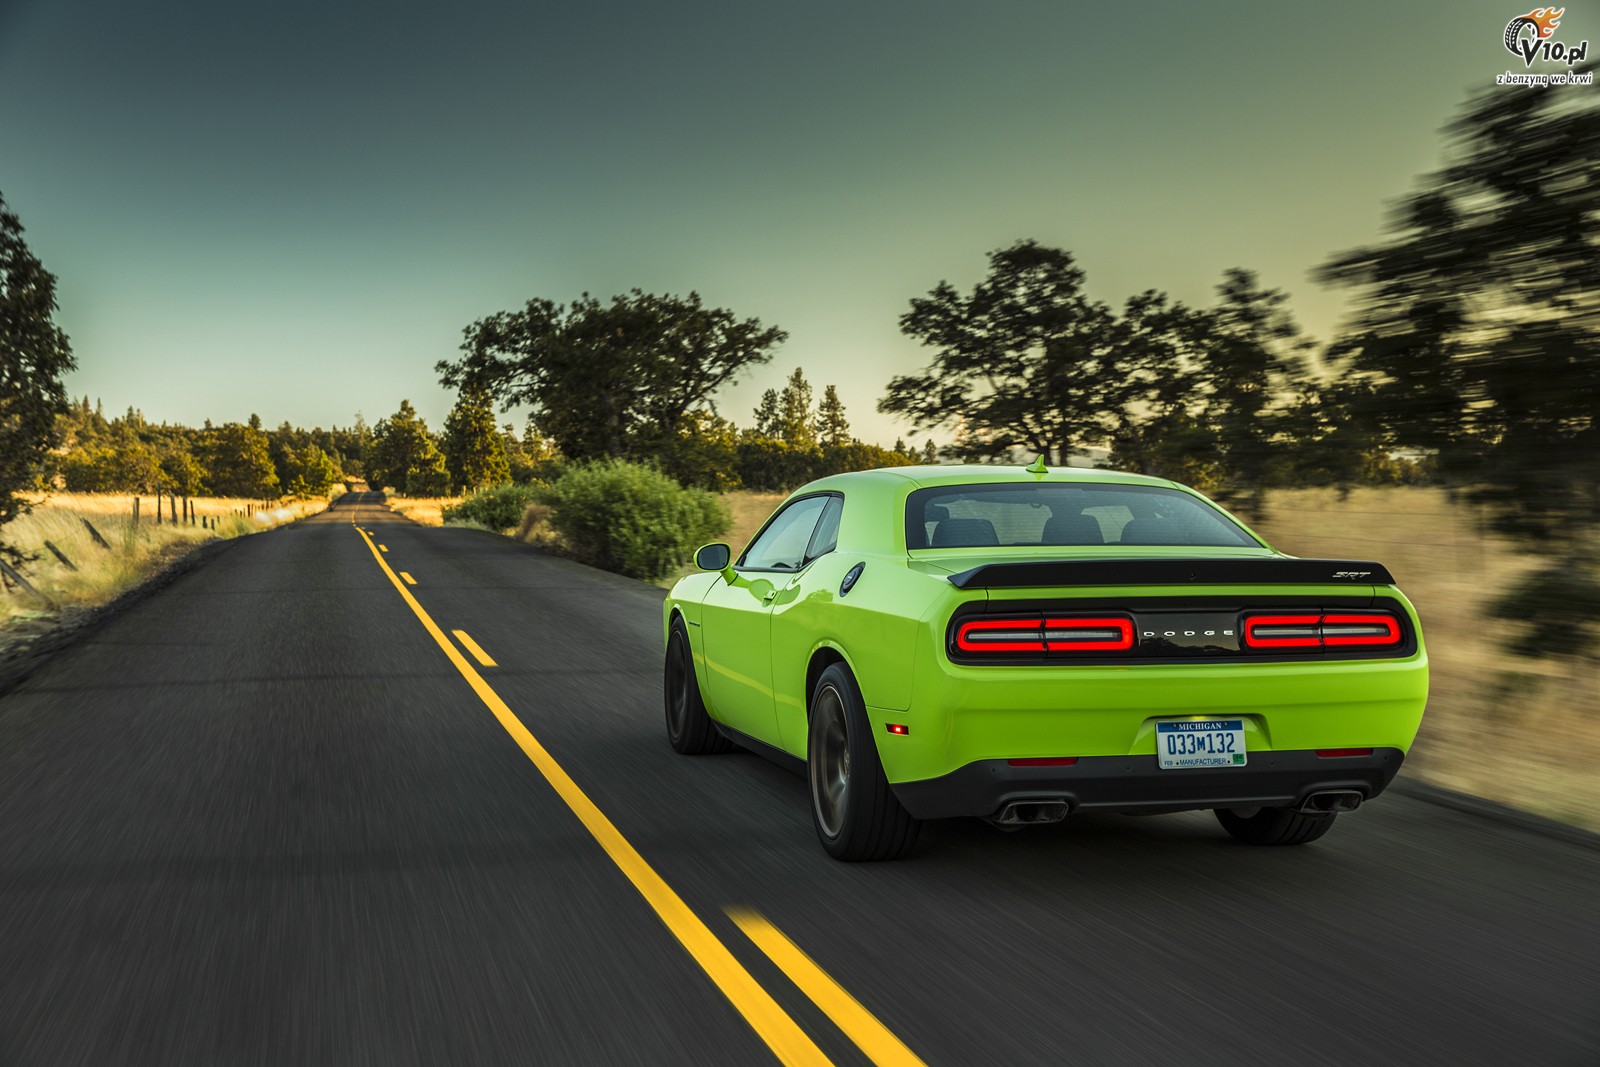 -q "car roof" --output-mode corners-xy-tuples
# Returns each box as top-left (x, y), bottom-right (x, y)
(800, 463), (1178, 493)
